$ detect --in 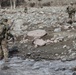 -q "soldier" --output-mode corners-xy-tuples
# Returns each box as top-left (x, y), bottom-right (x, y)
(0, 18), (14, 62)
(24, 6), (27, 13)
(66, 2), (76, 24)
